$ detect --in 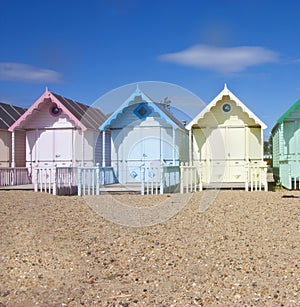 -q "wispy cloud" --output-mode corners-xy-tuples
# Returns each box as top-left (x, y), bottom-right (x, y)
(0, 62), (62, 83)
(159, 45), (279, 73)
